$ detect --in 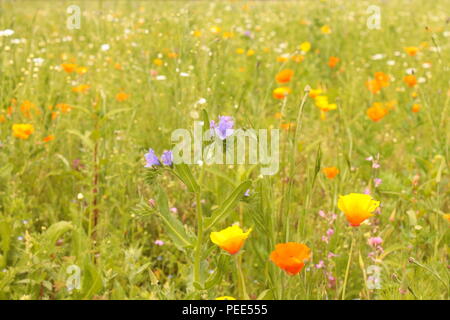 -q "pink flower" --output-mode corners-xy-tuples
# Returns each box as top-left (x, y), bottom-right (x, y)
(318, 210), (326, 218)
(374, 178), (382, 187)
(148, 198), (156, 208)
(326, 228), (334, 236)
(154, 240), (164, 246)
(321, 236), (329, 243)
(327, 252), (338, 259)
(368, 236), (383, 247)
(315, 260), (325, 269)
(170, 207), (178, 214)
